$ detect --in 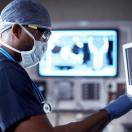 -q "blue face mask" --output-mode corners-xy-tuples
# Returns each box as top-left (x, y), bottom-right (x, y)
(20, 26), (48, 68)
(0, 25), (48, 68)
